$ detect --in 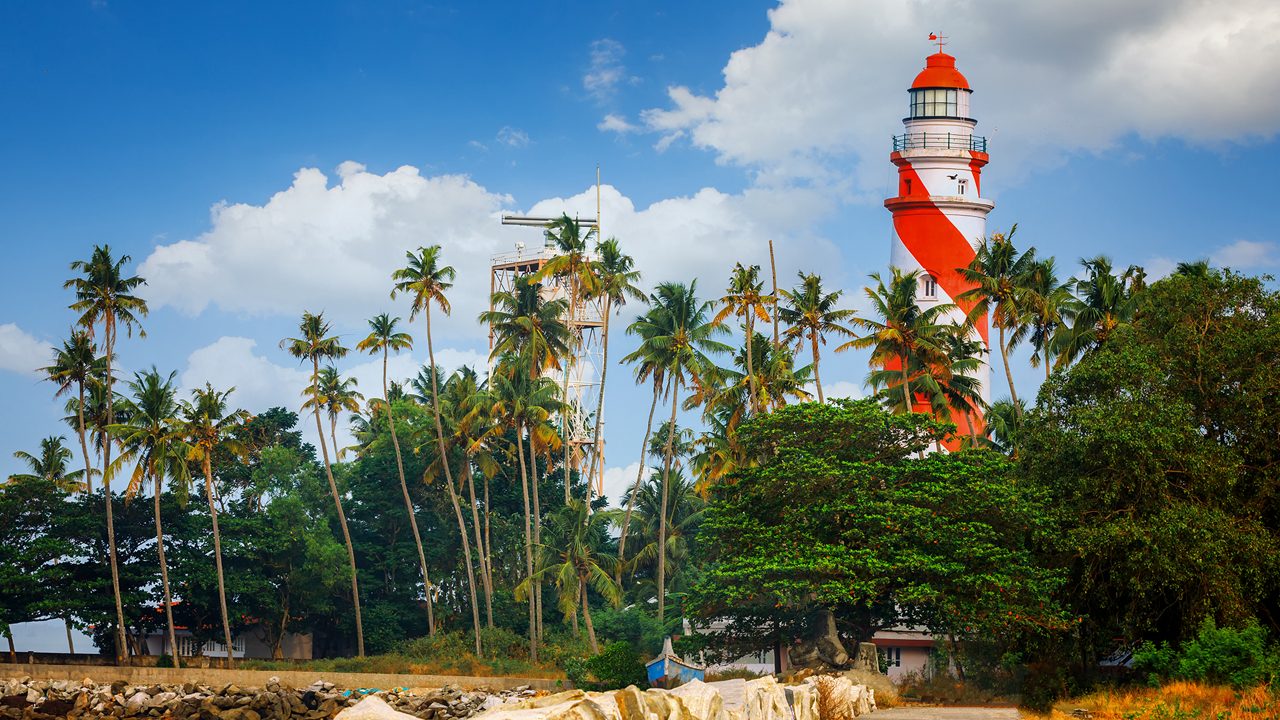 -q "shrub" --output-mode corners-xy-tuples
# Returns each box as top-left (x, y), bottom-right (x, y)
(1132, 620), (1278, 690)
(565, 642), (648, 691)
(592, 606), (665, 656)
